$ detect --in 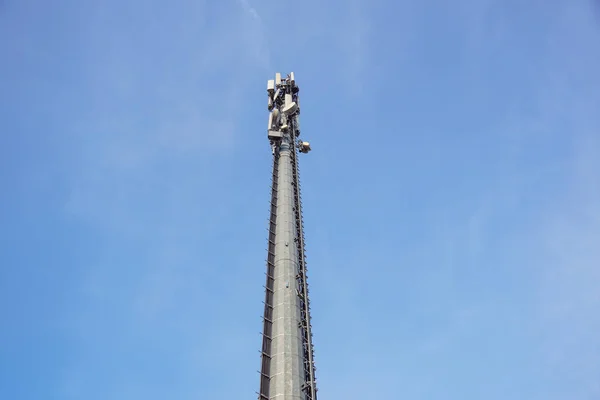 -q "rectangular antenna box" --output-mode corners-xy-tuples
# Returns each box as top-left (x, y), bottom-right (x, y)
(268, 130), (283, 139)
